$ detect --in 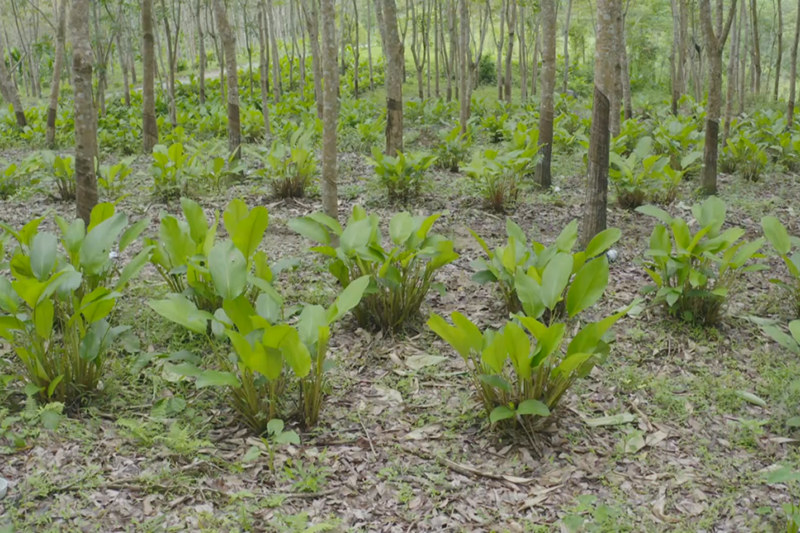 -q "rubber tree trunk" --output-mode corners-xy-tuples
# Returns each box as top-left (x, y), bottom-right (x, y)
(301, 0), (324, 119)
(581, 0), (617, 248)
(496, 0), (506, 100)
(670, 0), (683, 114)
(723, 5), (738, 144)
(71, 0), (98, 225)
(117, 32), (131, 107)
(749, 0), (761, 92)
(46, 0), (68, 147)
(214, 0), (241, 160)
(535, 0), (556, 189)
(143, 0), (158, 153)
(161, 0), (178, 128)
(503, 0), (516, 102)
(459, 0), (469, 133)
(774, 0), (783, 100)
(562, 0), (572, 92)
(740, 0), (748, 112)
(699, 0), (737, 196)
(0, 38), (26, 127)
(258, 10), (271, 137)
(382, 0), (404, 156)
(267, 0), (281, 102)
(609, 5), (623, 138)
(620, 10), (633, 121)
(320, 0), (339, 220)
(788, 0), (800, 127)
(197, 0), (206, 105)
